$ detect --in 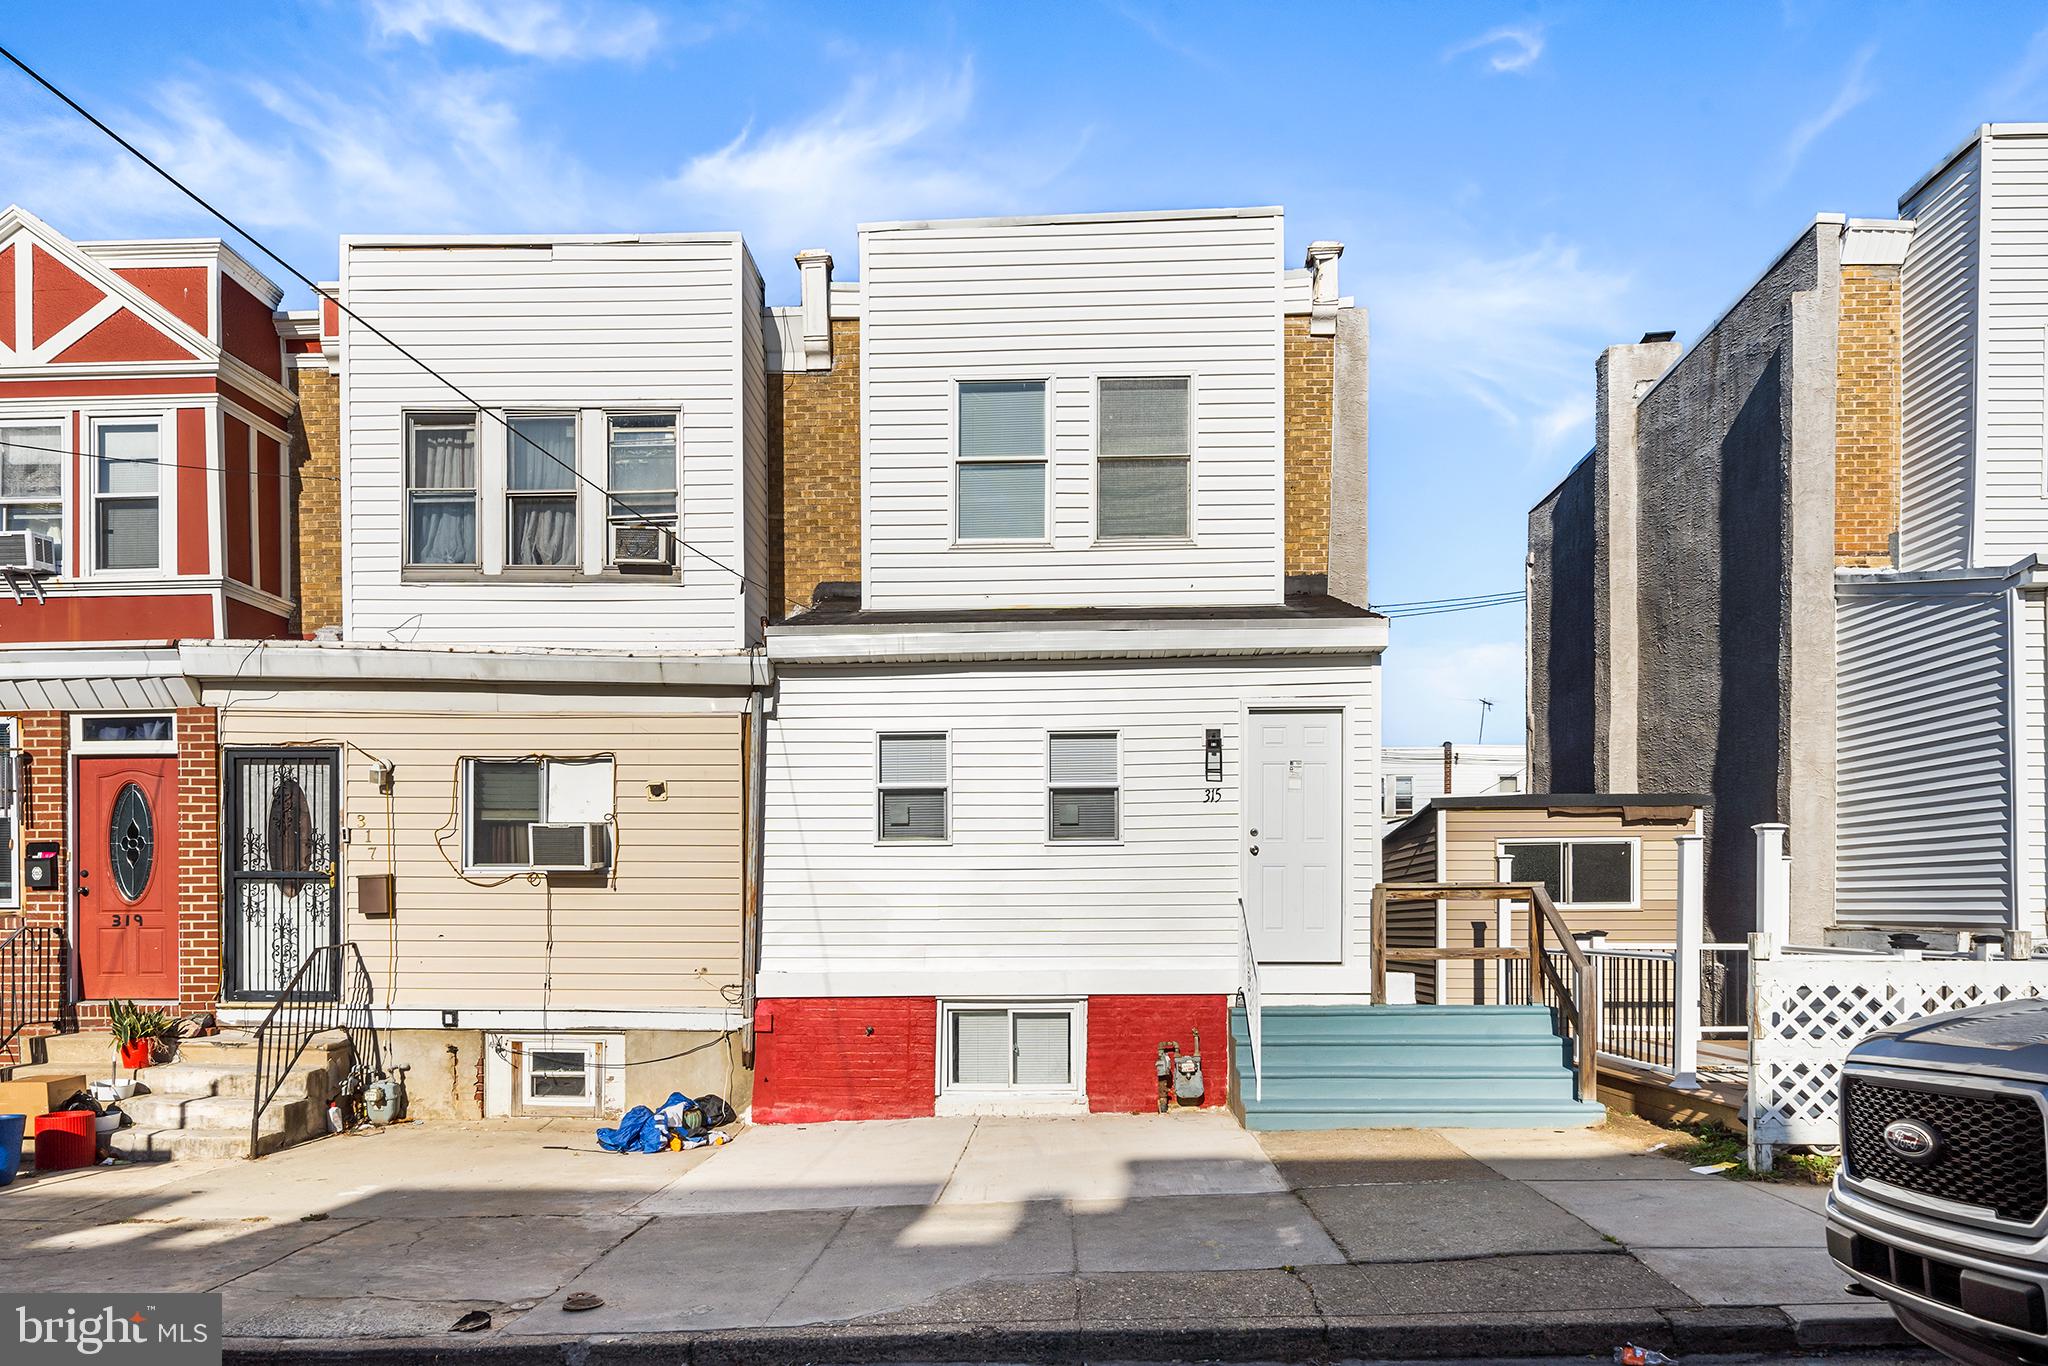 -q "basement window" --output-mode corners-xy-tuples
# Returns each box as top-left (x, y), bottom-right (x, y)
(943, 1004), (1081, 1094)
(523, 1044), (595, 1106)
(1499, 838), (1639, 909)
